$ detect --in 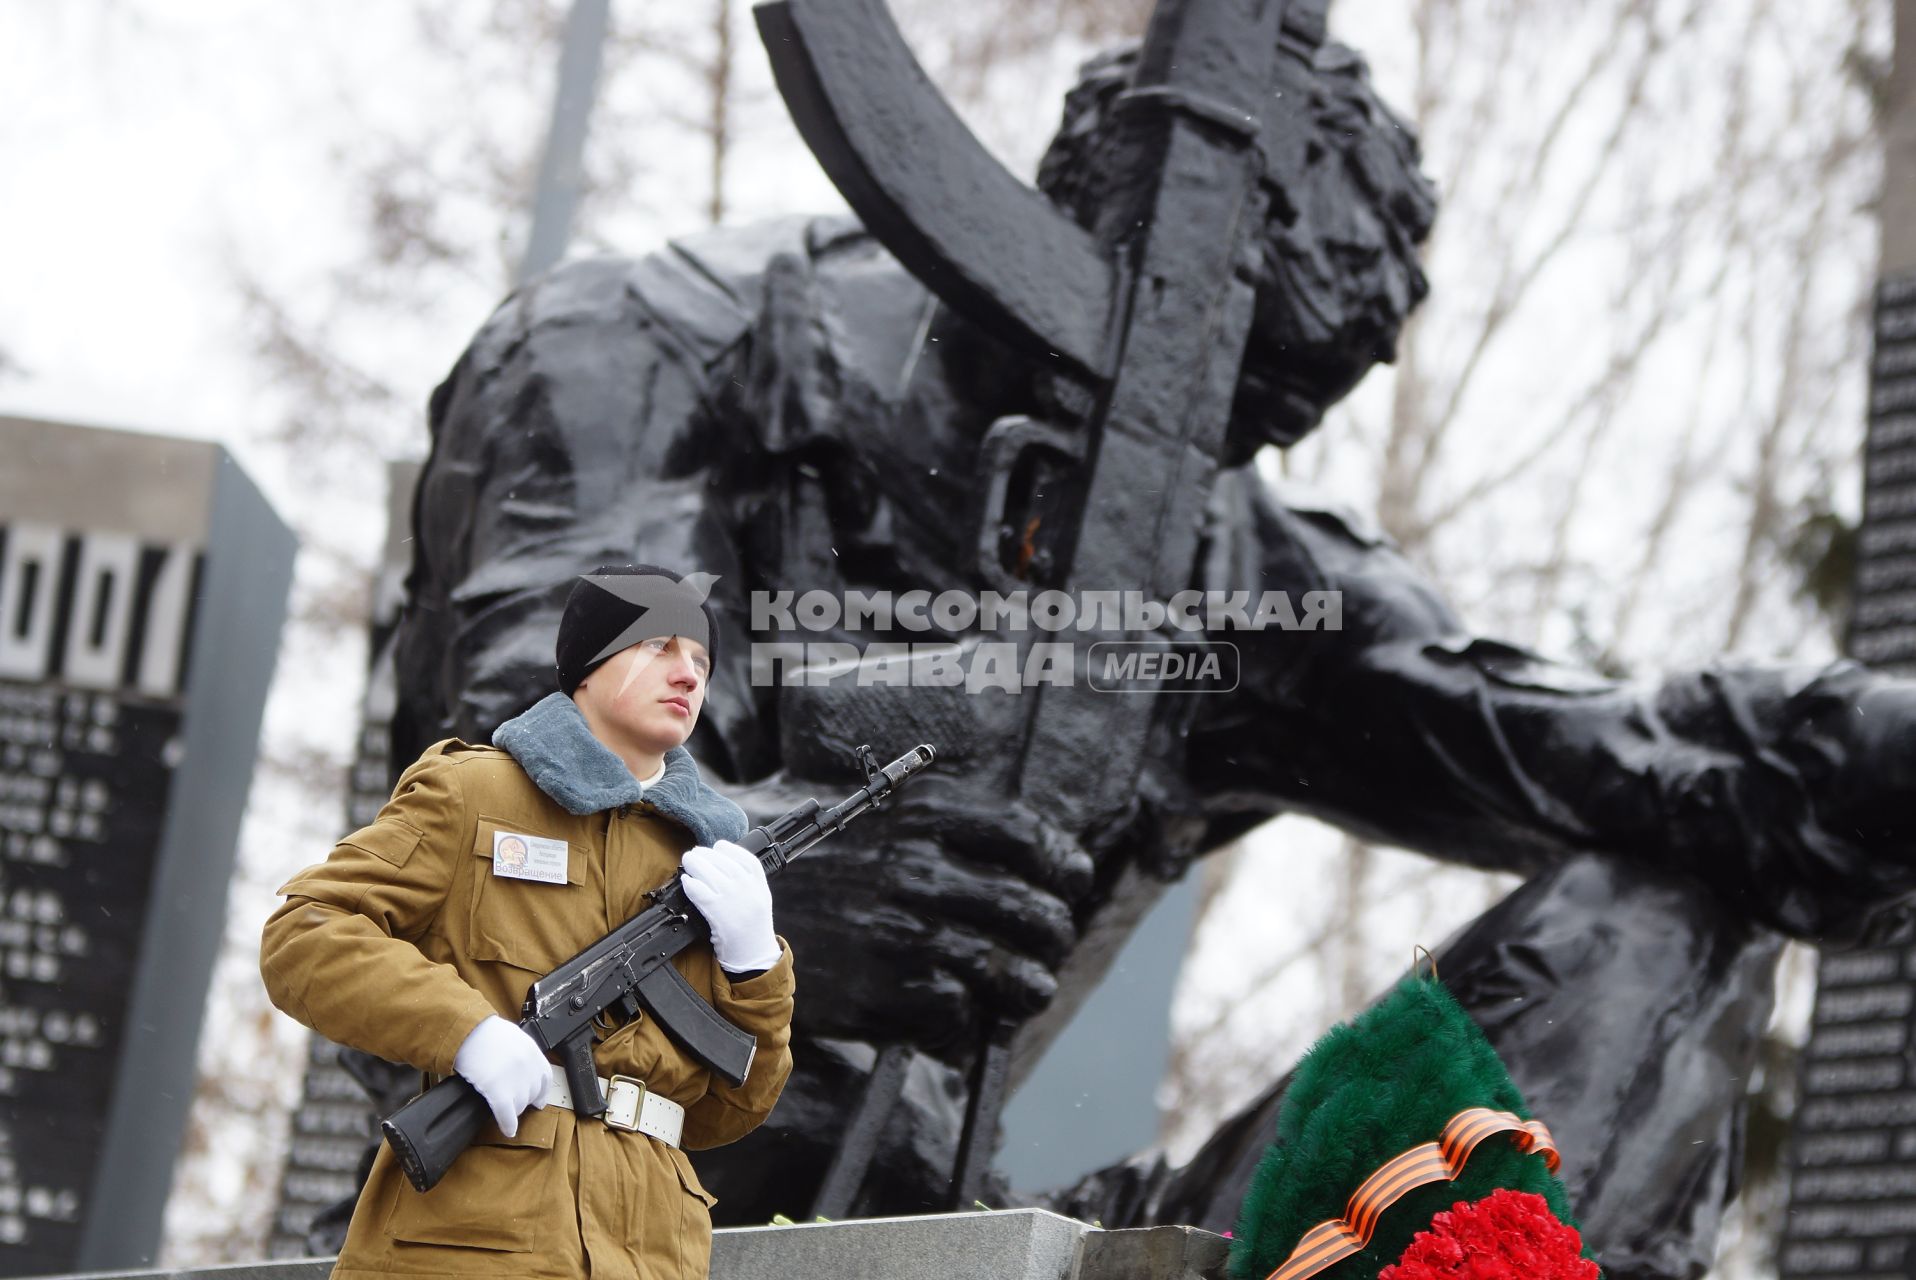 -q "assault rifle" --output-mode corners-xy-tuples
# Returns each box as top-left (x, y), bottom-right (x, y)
(381, 742), (936, 1192)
